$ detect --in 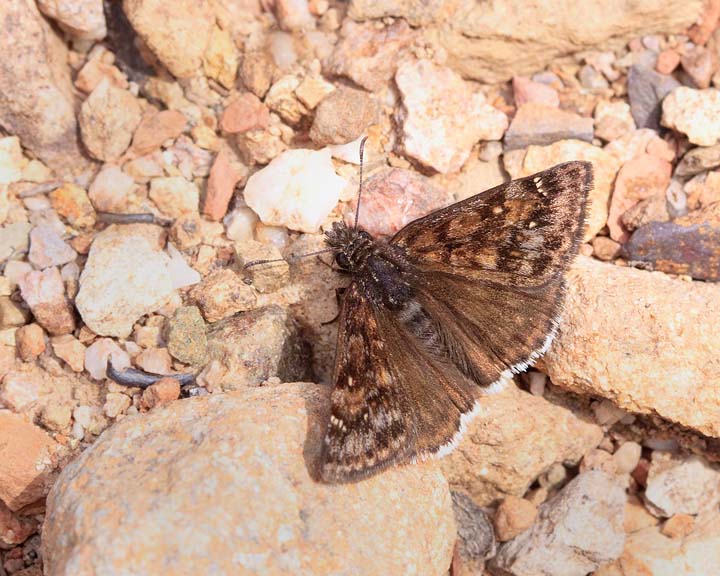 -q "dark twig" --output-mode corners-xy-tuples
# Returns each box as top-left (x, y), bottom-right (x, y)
(96, 212), (173, 227)
(106, 360), (196, 389)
